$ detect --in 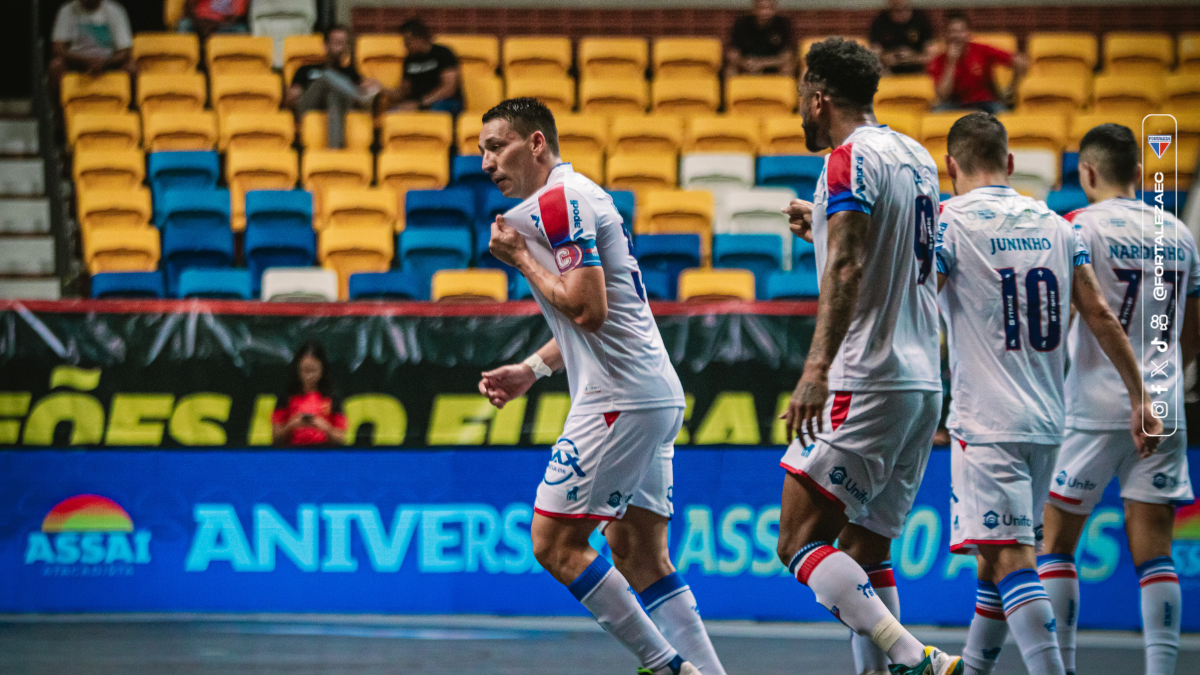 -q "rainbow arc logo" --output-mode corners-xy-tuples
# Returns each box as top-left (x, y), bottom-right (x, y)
(24, 494), (151, 571)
